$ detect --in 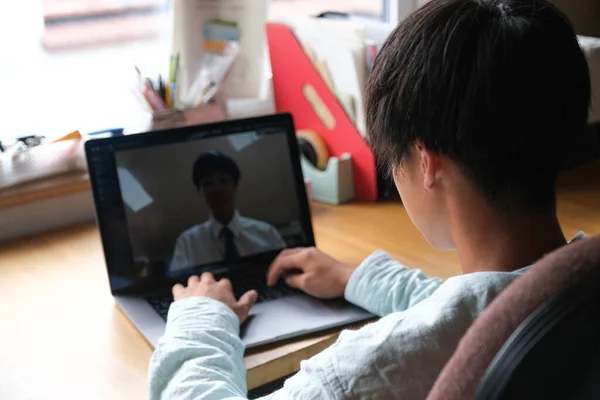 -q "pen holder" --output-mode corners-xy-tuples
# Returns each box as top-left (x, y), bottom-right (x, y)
(151, 102), (227, 131)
